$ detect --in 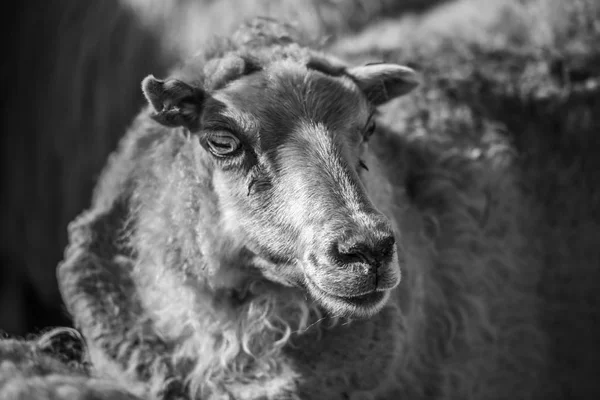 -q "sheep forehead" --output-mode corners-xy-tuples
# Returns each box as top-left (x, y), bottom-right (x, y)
(215, 62), (371, 148)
